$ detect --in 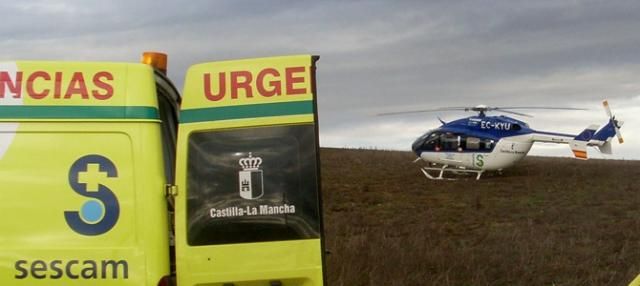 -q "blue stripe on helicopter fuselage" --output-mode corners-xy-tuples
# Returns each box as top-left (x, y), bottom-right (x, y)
(443, 116), (531, 138)
(434, 125), (533, 140)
